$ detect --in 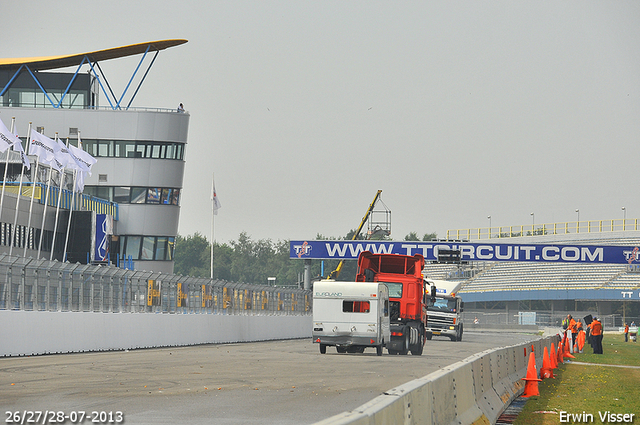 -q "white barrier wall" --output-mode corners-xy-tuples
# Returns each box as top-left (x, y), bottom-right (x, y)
(0, 311), (312, 357)
(315, 334), (559, 425)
